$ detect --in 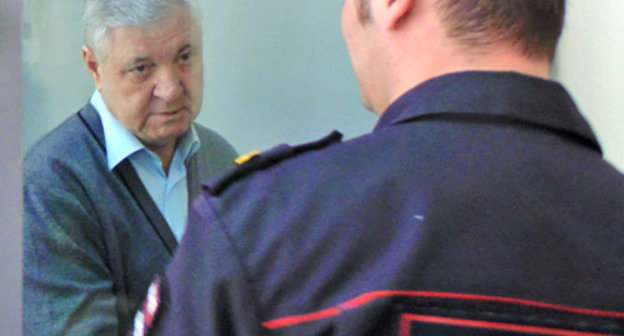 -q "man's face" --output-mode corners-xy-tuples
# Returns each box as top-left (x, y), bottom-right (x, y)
(87, 8), (203, 150)
(342, 0), (376, 112)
